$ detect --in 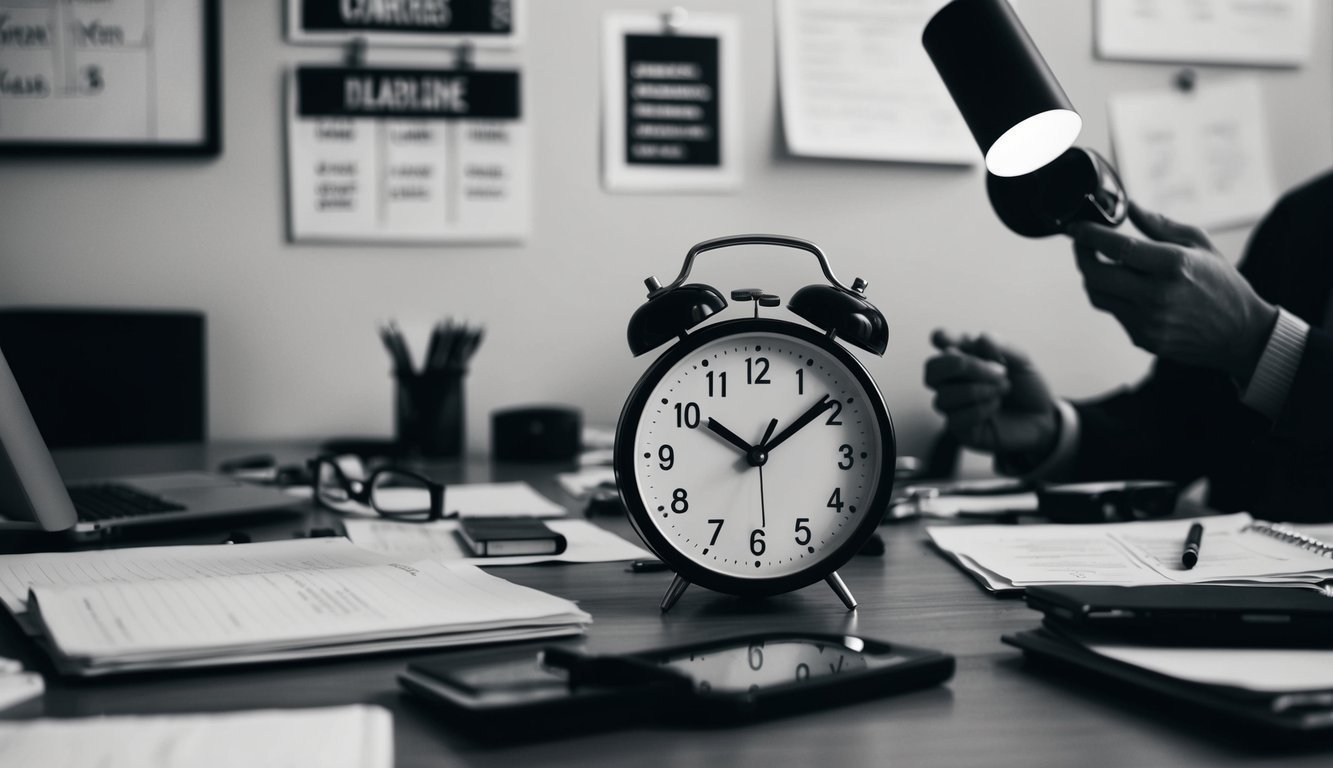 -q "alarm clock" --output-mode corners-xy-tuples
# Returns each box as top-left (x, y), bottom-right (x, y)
(614, 235), (896, 612)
